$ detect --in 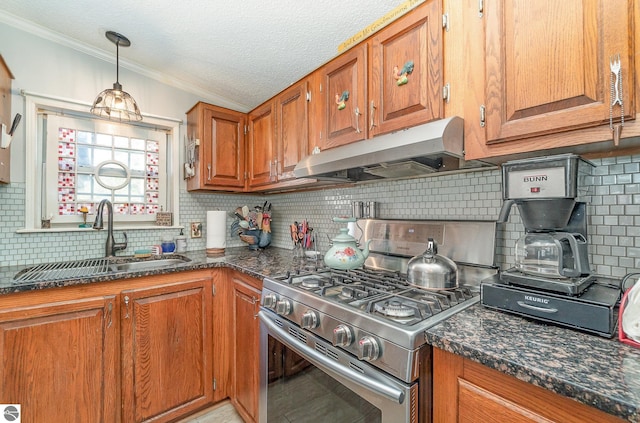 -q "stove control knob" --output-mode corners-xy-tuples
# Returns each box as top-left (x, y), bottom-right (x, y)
(332, 325), (353, 347)
(301, 310), (319, 329)
(358, 336), (380, 361)
(275, 299), (292, 316)
(262, 293), (278, 309)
